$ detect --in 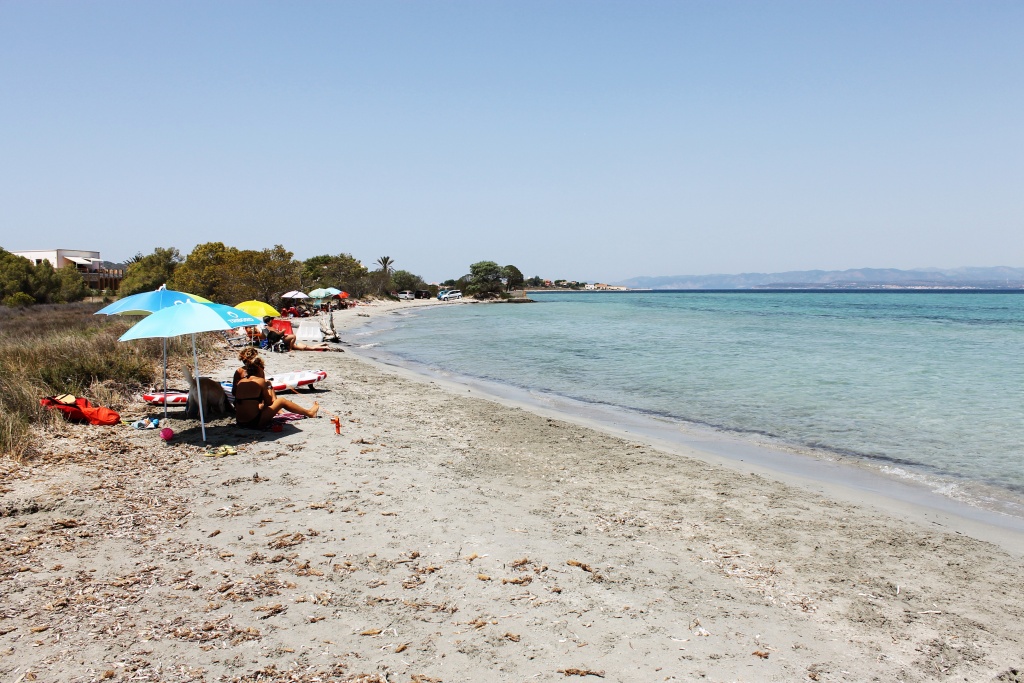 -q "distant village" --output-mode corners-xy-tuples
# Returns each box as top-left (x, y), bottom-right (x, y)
(526, 279), (628, 291)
